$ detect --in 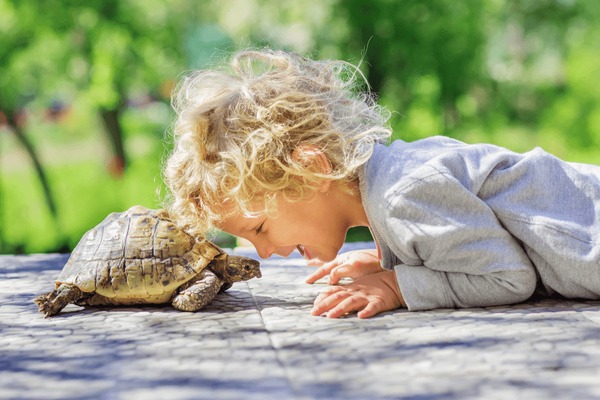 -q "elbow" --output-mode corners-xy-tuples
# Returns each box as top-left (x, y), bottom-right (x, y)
(498, 267), (537, 303)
